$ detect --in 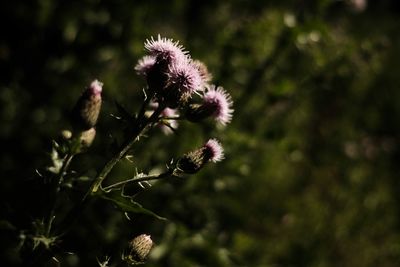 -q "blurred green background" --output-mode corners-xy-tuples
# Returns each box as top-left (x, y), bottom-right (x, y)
(1, 0), (400, 266)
